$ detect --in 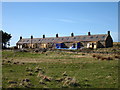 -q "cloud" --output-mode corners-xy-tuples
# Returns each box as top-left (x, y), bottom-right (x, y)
(56, 19), (76, 23)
